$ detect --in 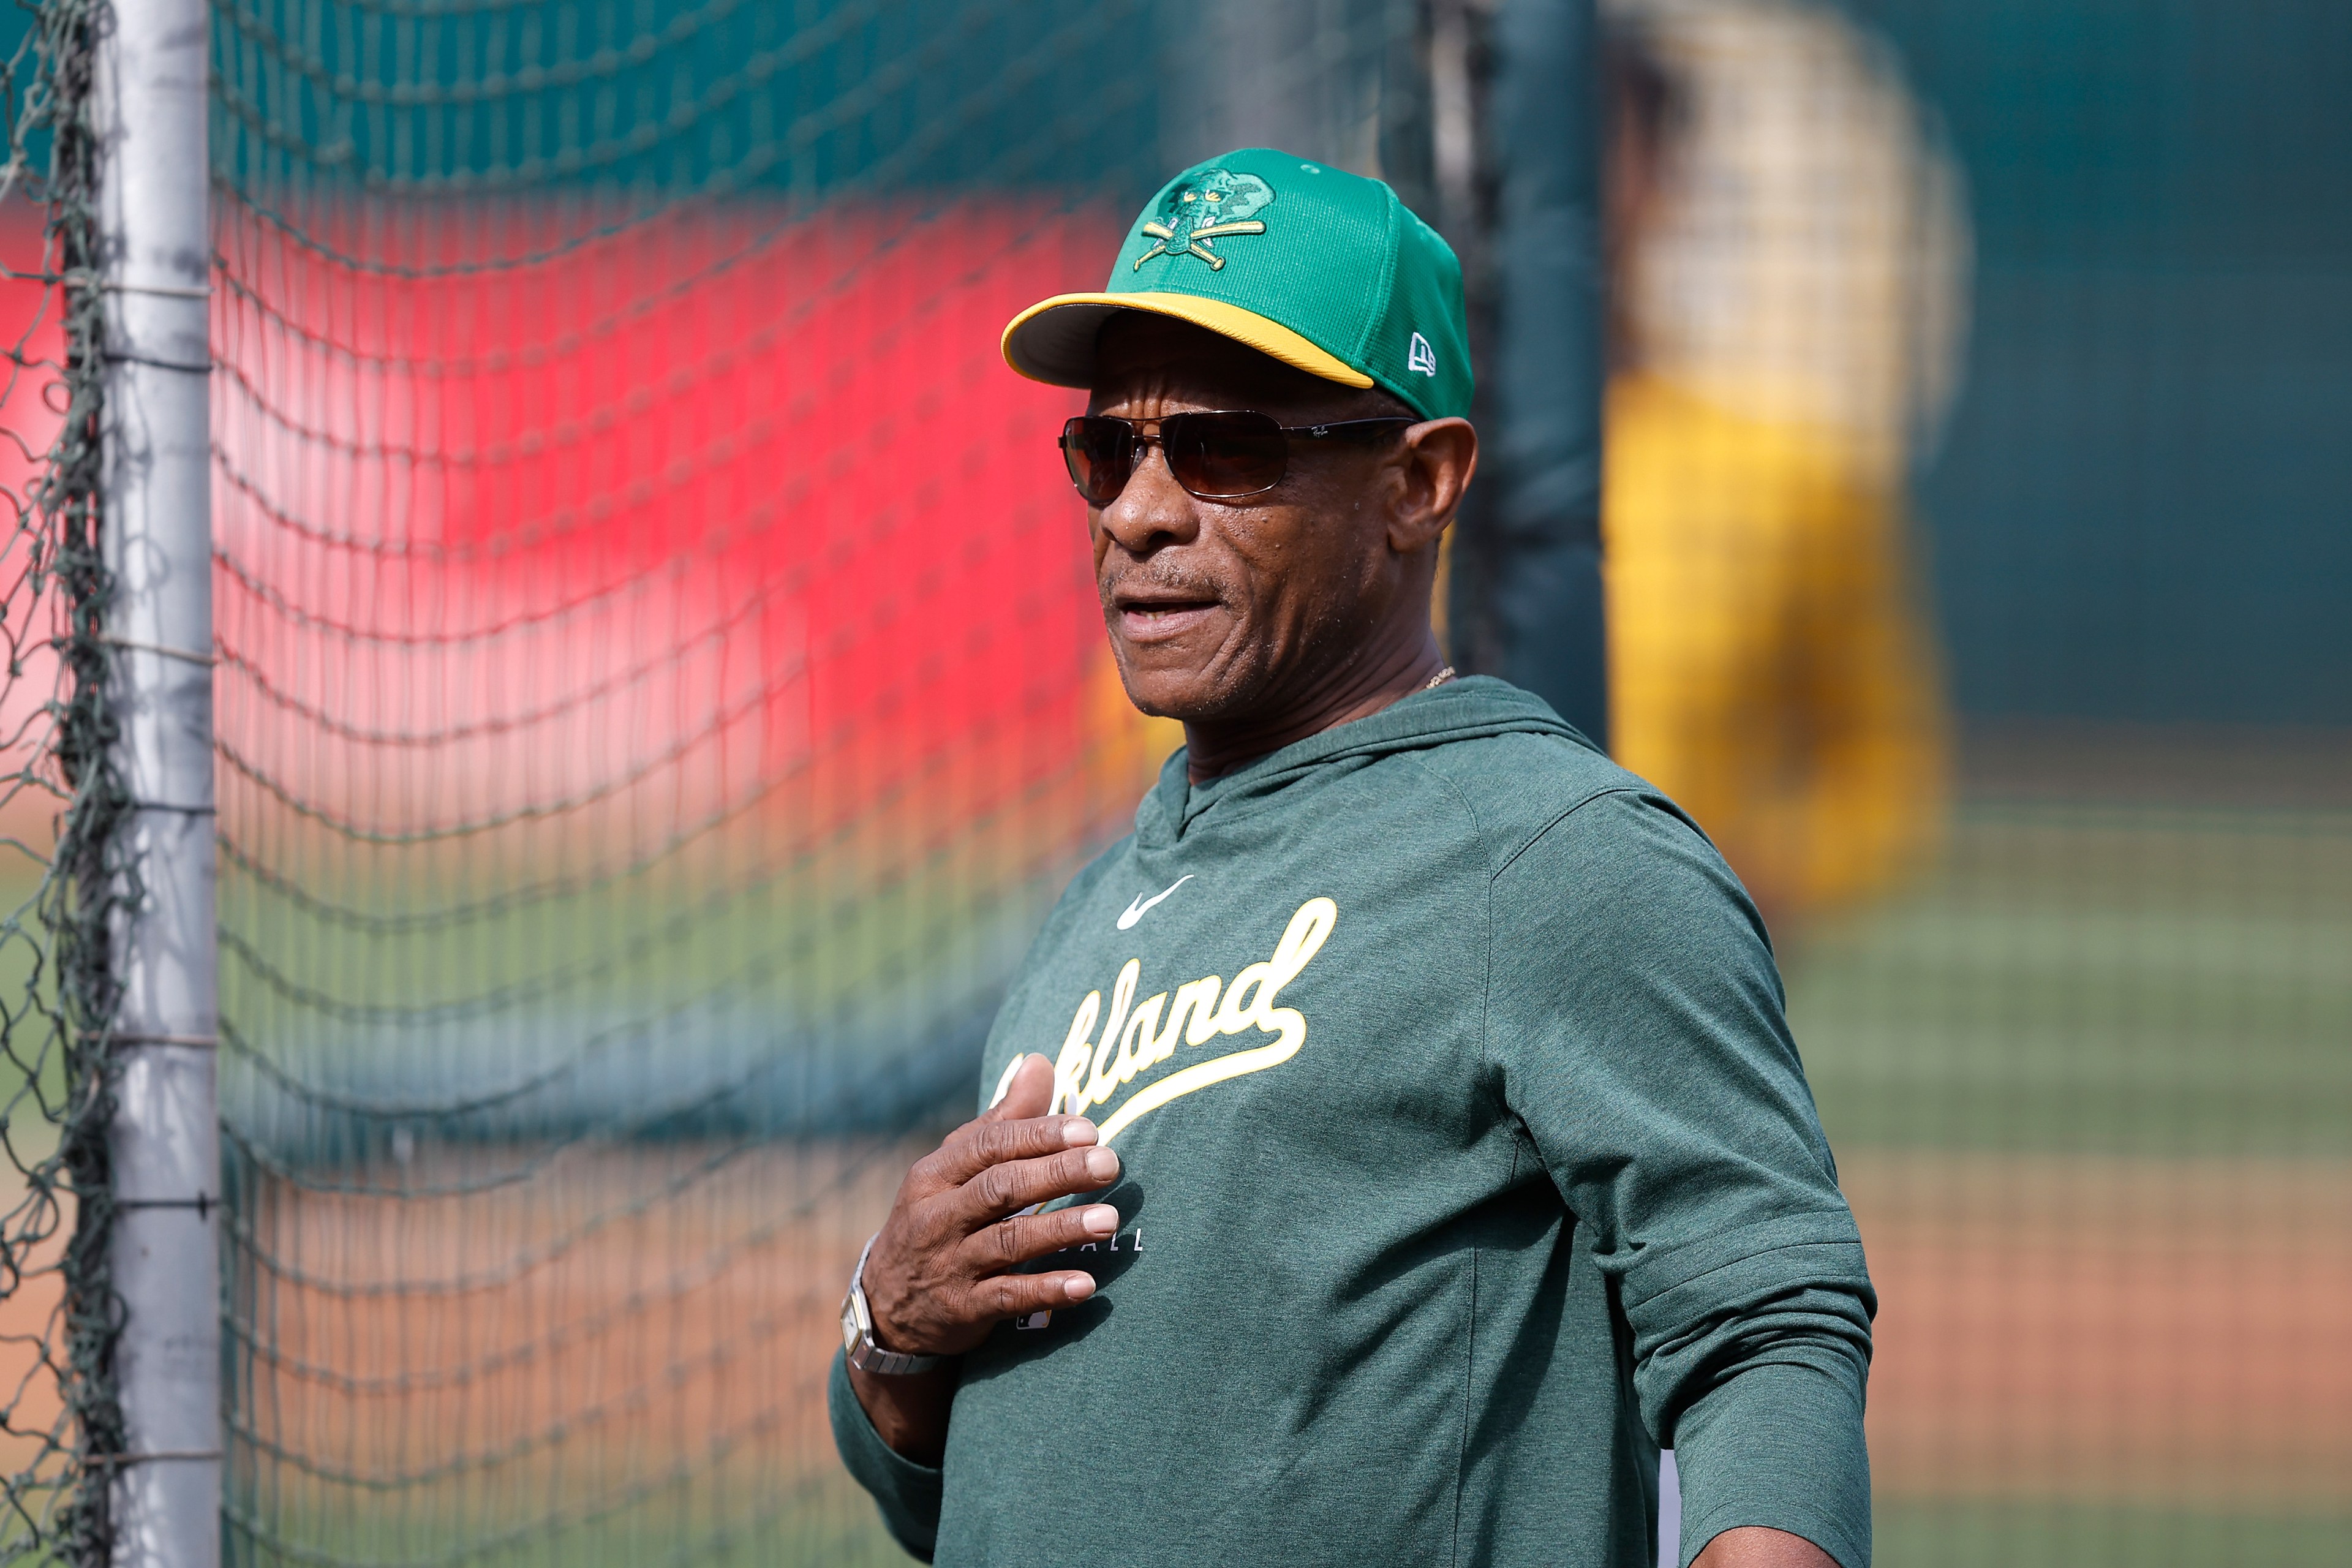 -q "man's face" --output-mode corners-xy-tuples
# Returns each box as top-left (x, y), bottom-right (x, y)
(1086, 315), (1419, 723)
